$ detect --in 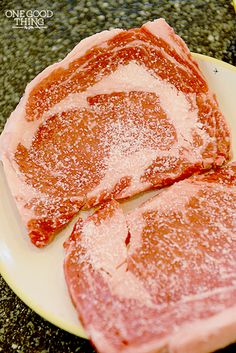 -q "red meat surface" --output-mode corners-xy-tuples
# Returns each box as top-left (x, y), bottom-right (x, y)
(64, 162), (236, 353)
(0, 19), (230, 246)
